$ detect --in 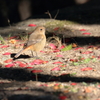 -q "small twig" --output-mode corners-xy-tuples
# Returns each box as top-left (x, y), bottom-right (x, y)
(7, 18), (11, 28)
(54, 9), (59, 19)
(45, 10), (52, 19)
